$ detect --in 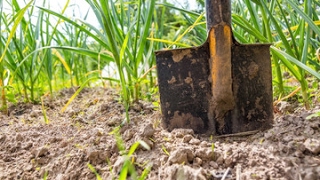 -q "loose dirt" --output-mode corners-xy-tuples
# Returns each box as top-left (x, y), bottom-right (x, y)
(0, 87), (320, 180)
